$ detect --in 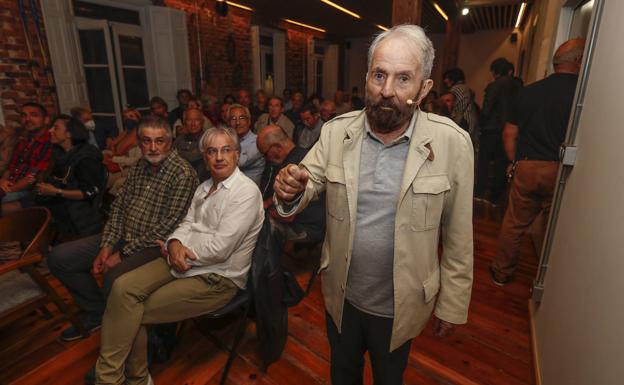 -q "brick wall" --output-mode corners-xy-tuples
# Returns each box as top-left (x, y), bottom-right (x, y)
(163, 0), (315, 99)
(0, 0), (317, 131)
(0, 0), (56, 130)
(285, 29), (310, 94)
(164, 0), (253, 99)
